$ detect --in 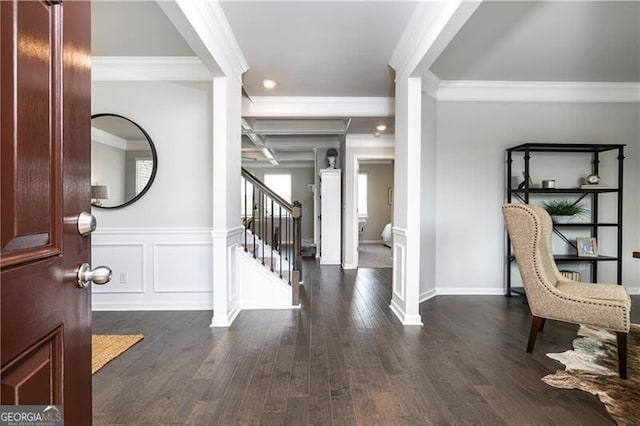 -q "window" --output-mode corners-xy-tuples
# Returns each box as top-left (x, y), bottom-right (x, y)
(135, 158), (153, 195)
(358, 173), (368, 217)
(240, 177), (254, 216)
(265, 174), (292, 203)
